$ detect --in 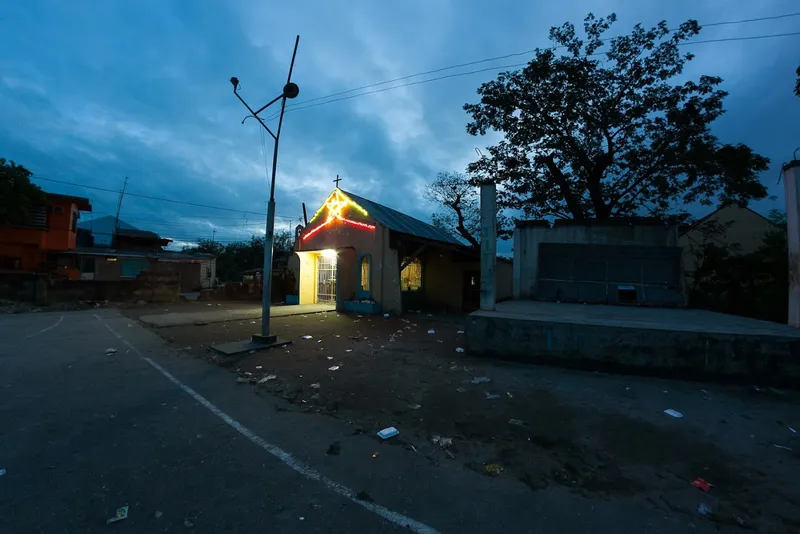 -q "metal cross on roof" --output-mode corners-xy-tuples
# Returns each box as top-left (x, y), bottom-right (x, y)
(333, 175), (342, 187)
